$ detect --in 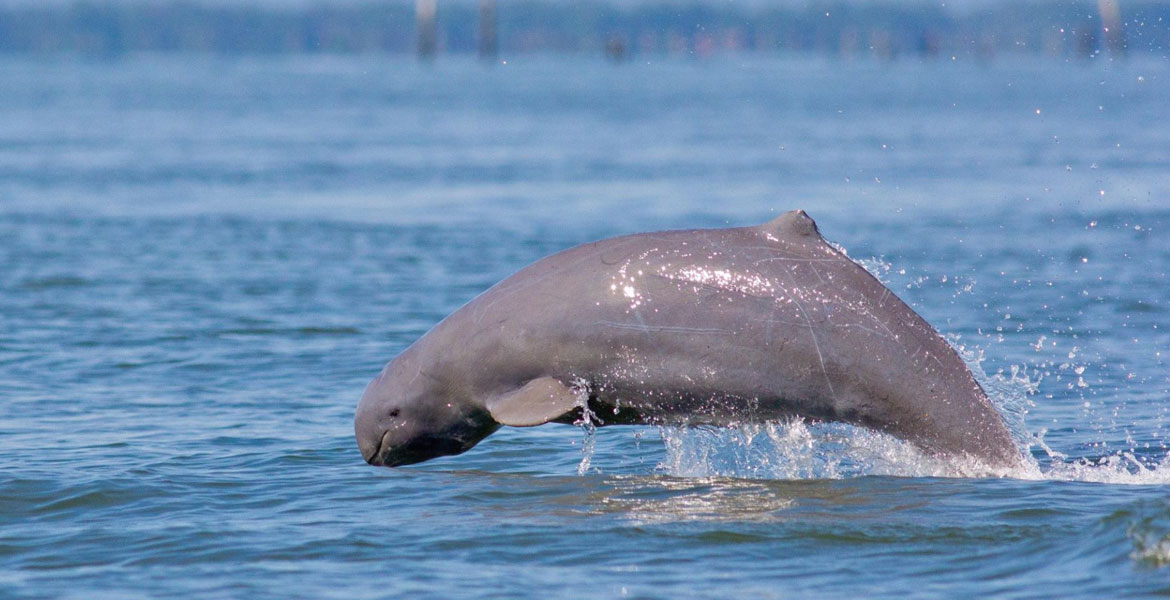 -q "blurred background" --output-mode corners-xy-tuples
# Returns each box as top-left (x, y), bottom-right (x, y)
(0, 0), (1163, 59)
(1, 0), (1166, 225)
